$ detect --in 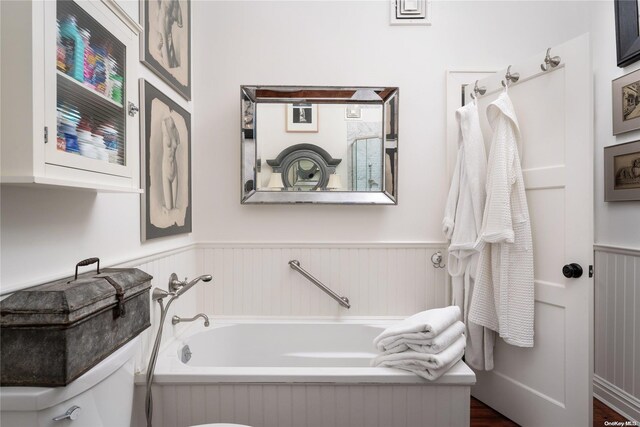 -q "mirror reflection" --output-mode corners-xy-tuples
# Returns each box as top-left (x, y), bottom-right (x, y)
(256, 103), (383, 192)
(241, 86), (398, 204)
